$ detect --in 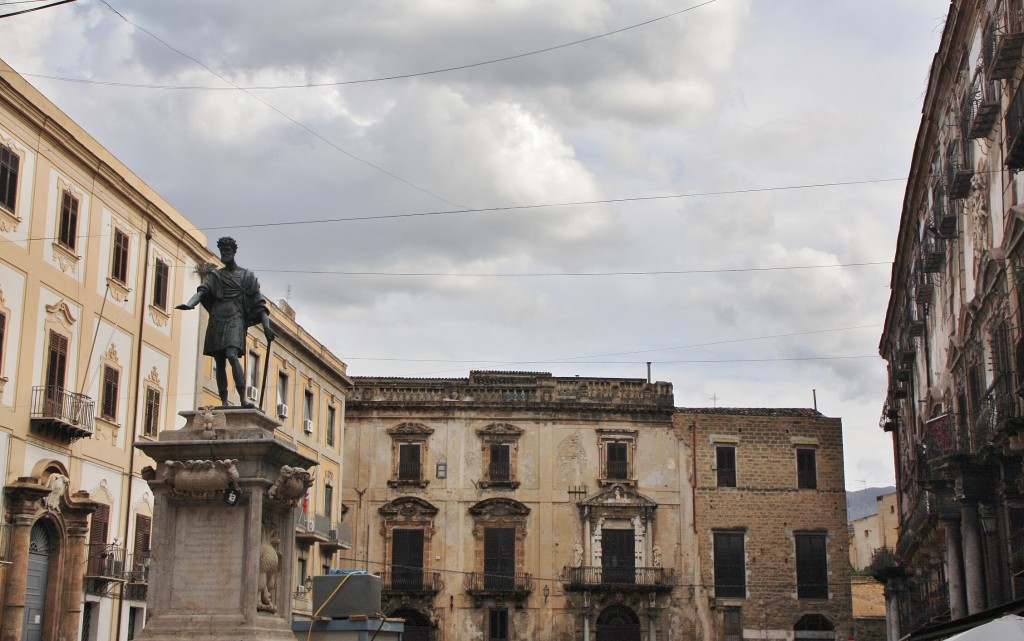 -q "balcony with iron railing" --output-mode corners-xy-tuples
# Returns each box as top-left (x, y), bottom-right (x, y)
(985, 1), (1024, 80)
(381, 569), (444, 595)
(463, 571), (533, 599)
(964, 68), (1001, 139)
(921, 235), (946, 274)
(931, 193), (961, 239)
(30, 386), (95, 443)
(897, 577), (950, 635)
(1007, 76), (1024, 169)
(944, 149), (973, 200)
(123, 552), (150, 601)
(605, 460), (629, 481)
(295, 510), (331, 543)
(560, 566), (675, 593)
(85, 544), (126, 595)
